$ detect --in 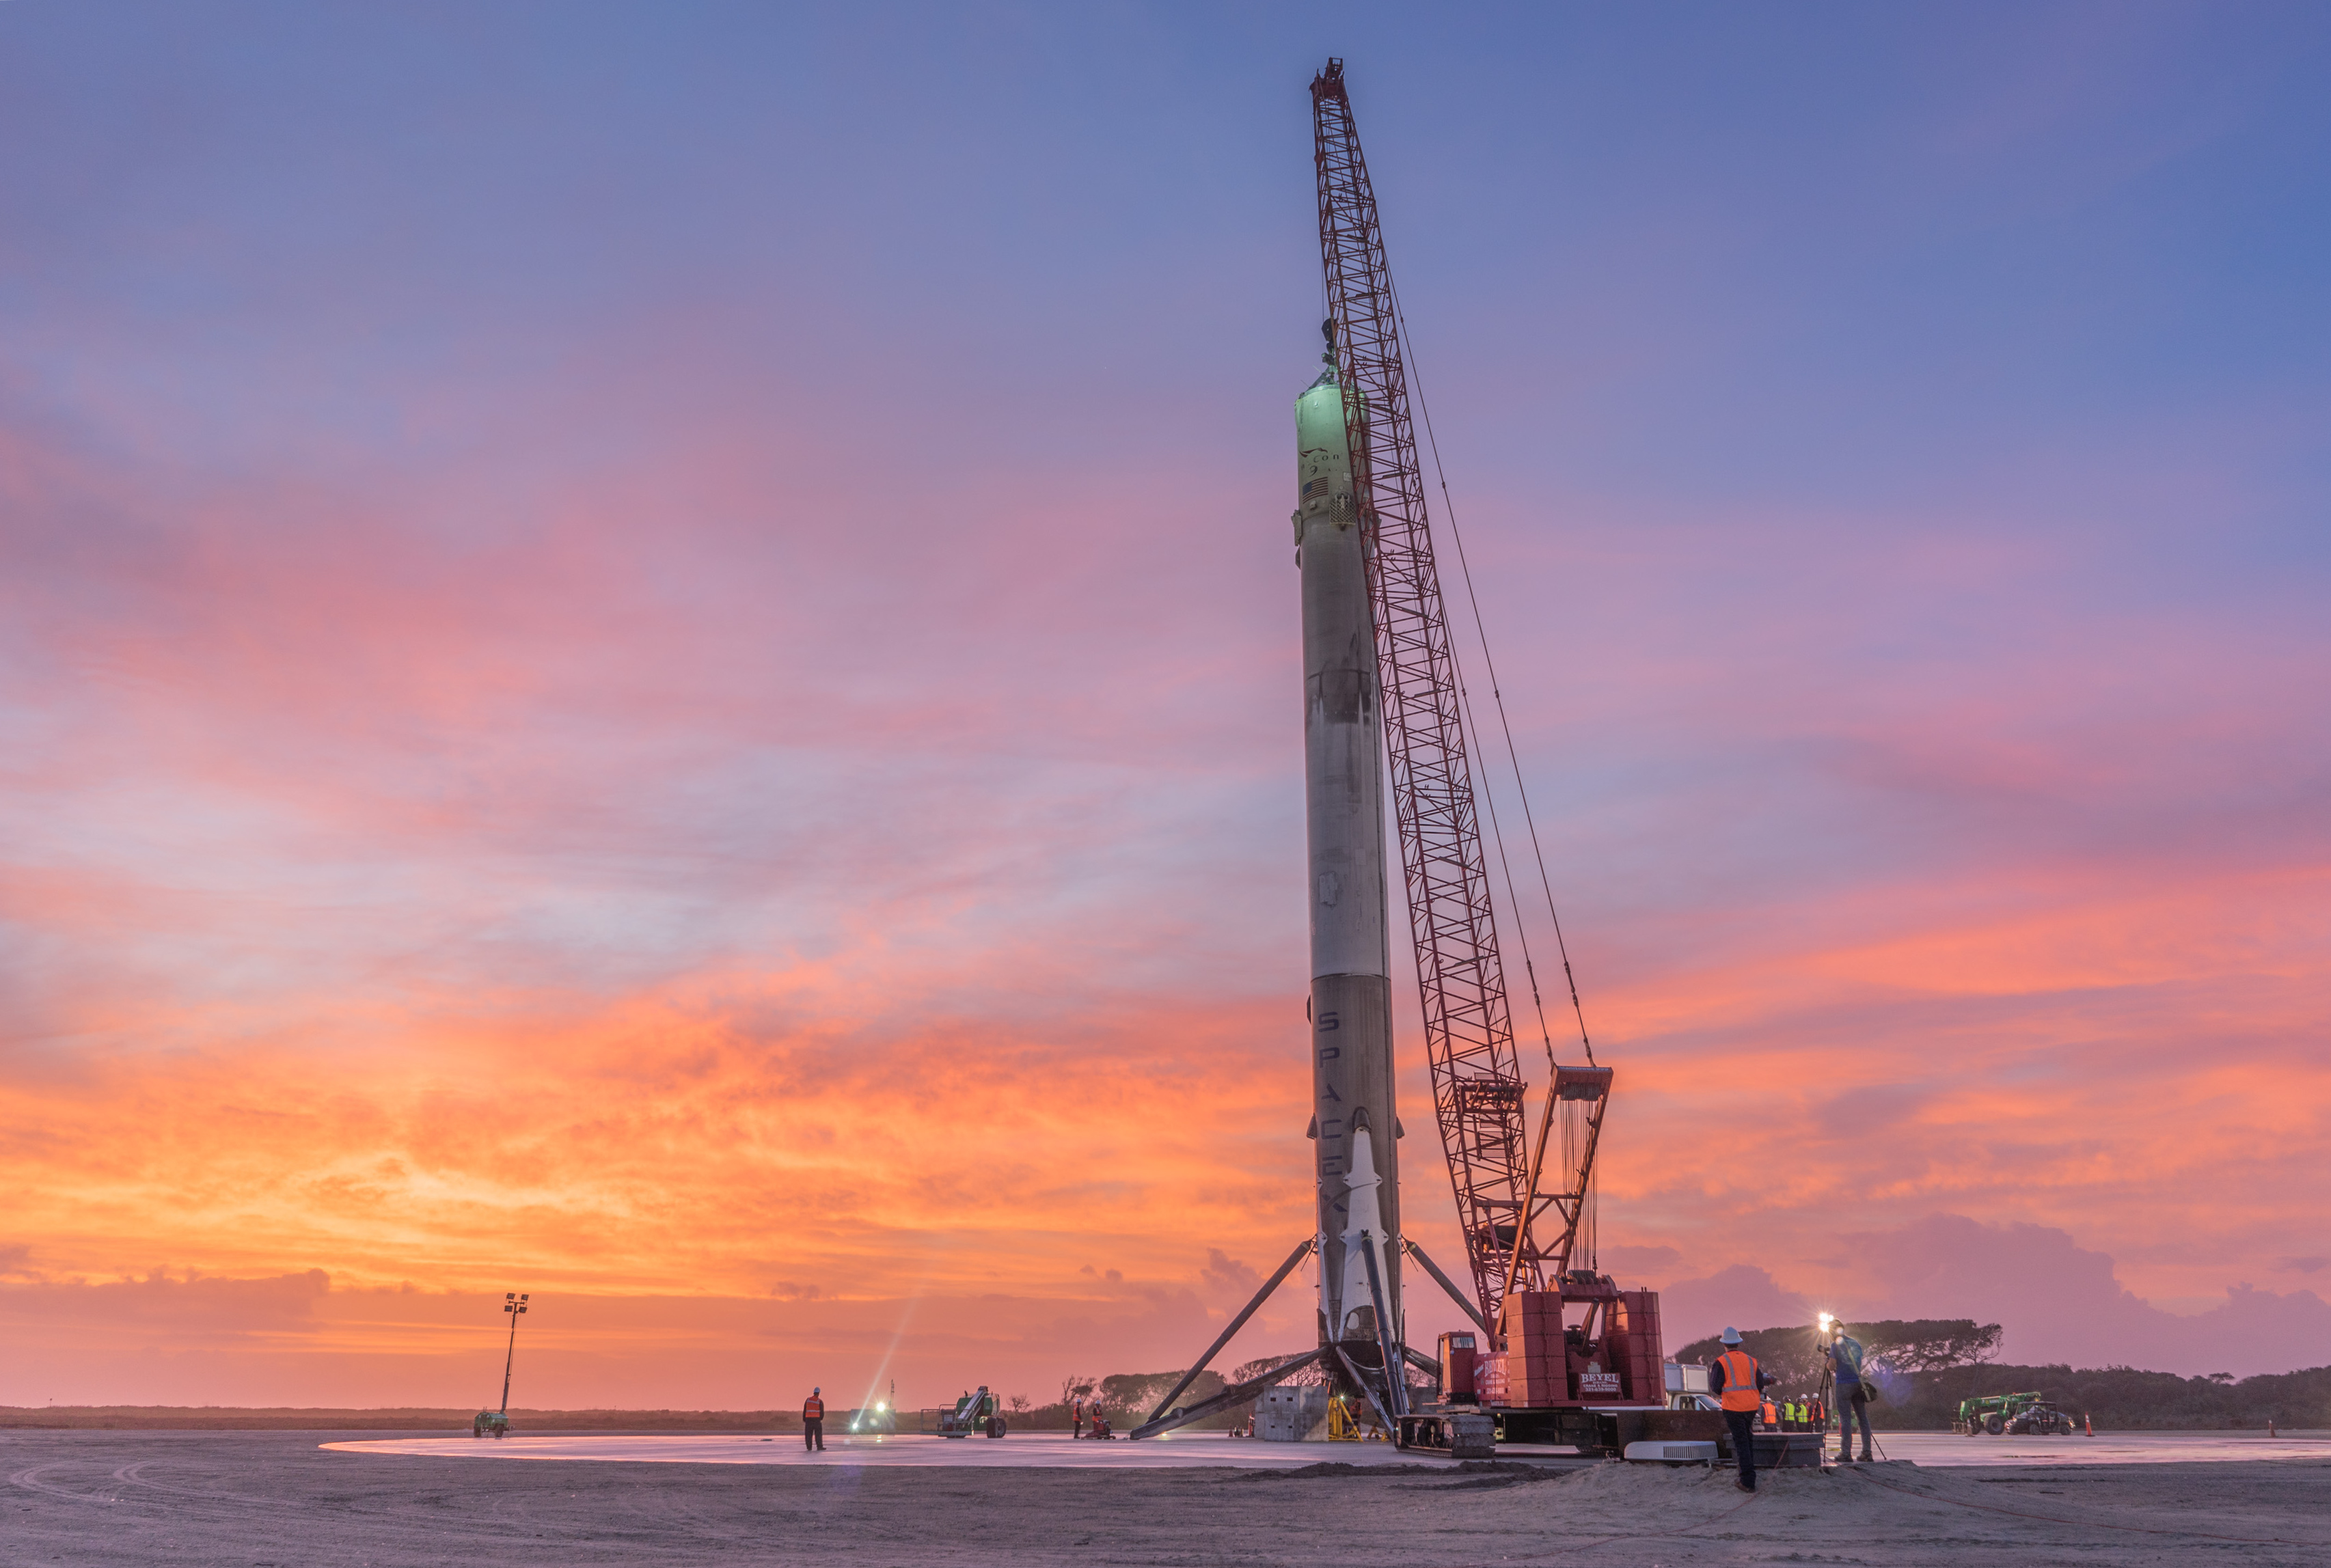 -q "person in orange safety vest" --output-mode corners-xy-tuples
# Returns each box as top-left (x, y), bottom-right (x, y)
(1708, 1328), (1774, 1492)
(802, 1387), (825, 1451)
